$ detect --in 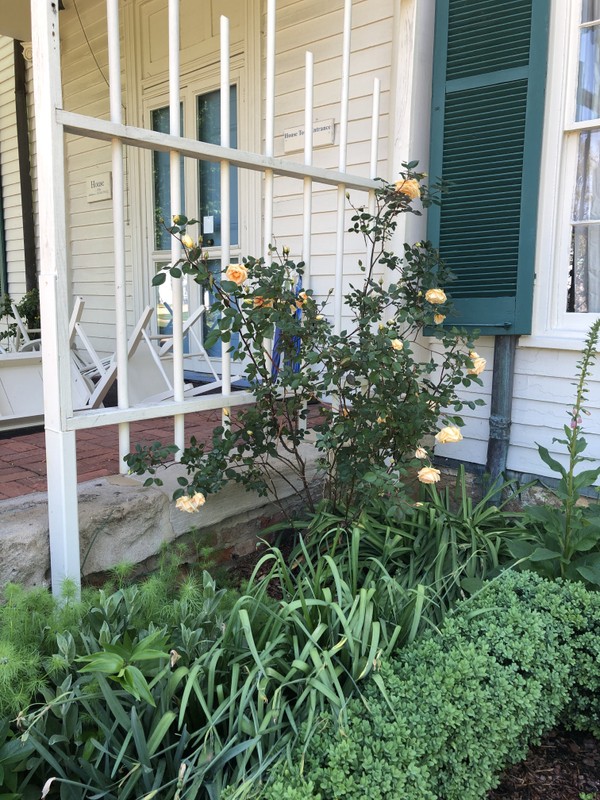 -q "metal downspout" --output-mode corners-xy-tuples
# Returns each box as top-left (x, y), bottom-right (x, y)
(485, 335), (518, 501)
